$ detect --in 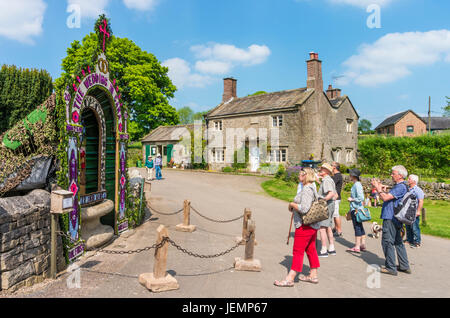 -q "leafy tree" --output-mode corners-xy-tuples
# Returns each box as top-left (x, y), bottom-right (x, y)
(443, 96), (450, 117)
(193, 110), (209, 123)
(358, 119), (372, 133)
(0, 65), (53, 134)
(177, 106), (194, 124)
(54, 15), (178, 141)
